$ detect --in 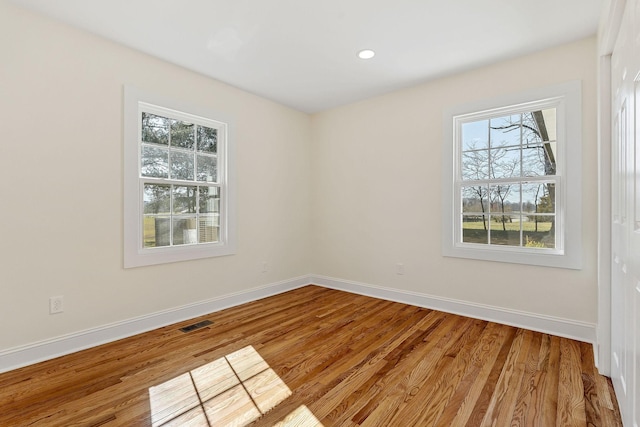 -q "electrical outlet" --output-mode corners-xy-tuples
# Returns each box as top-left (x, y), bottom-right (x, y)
(50, 296), (64, 314)
(396, 263), (405, 275)
(262, 261), (269, 273)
